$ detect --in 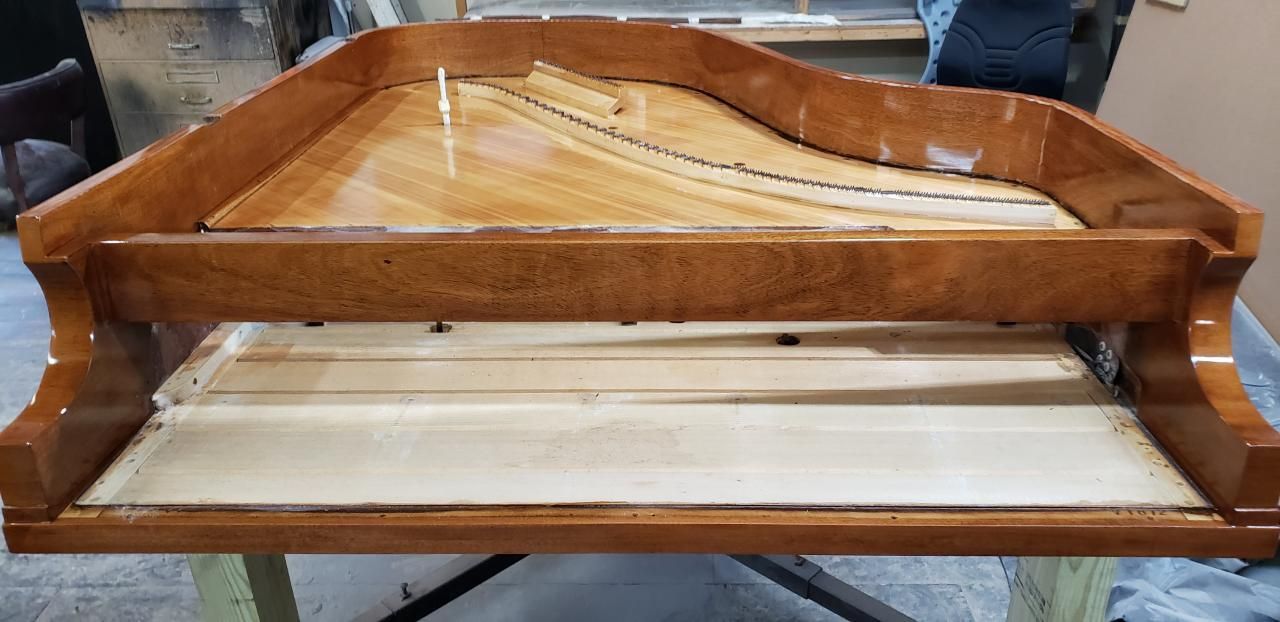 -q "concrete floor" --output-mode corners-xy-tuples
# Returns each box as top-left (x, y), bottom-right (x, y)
(1, 229), (1278, 621)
